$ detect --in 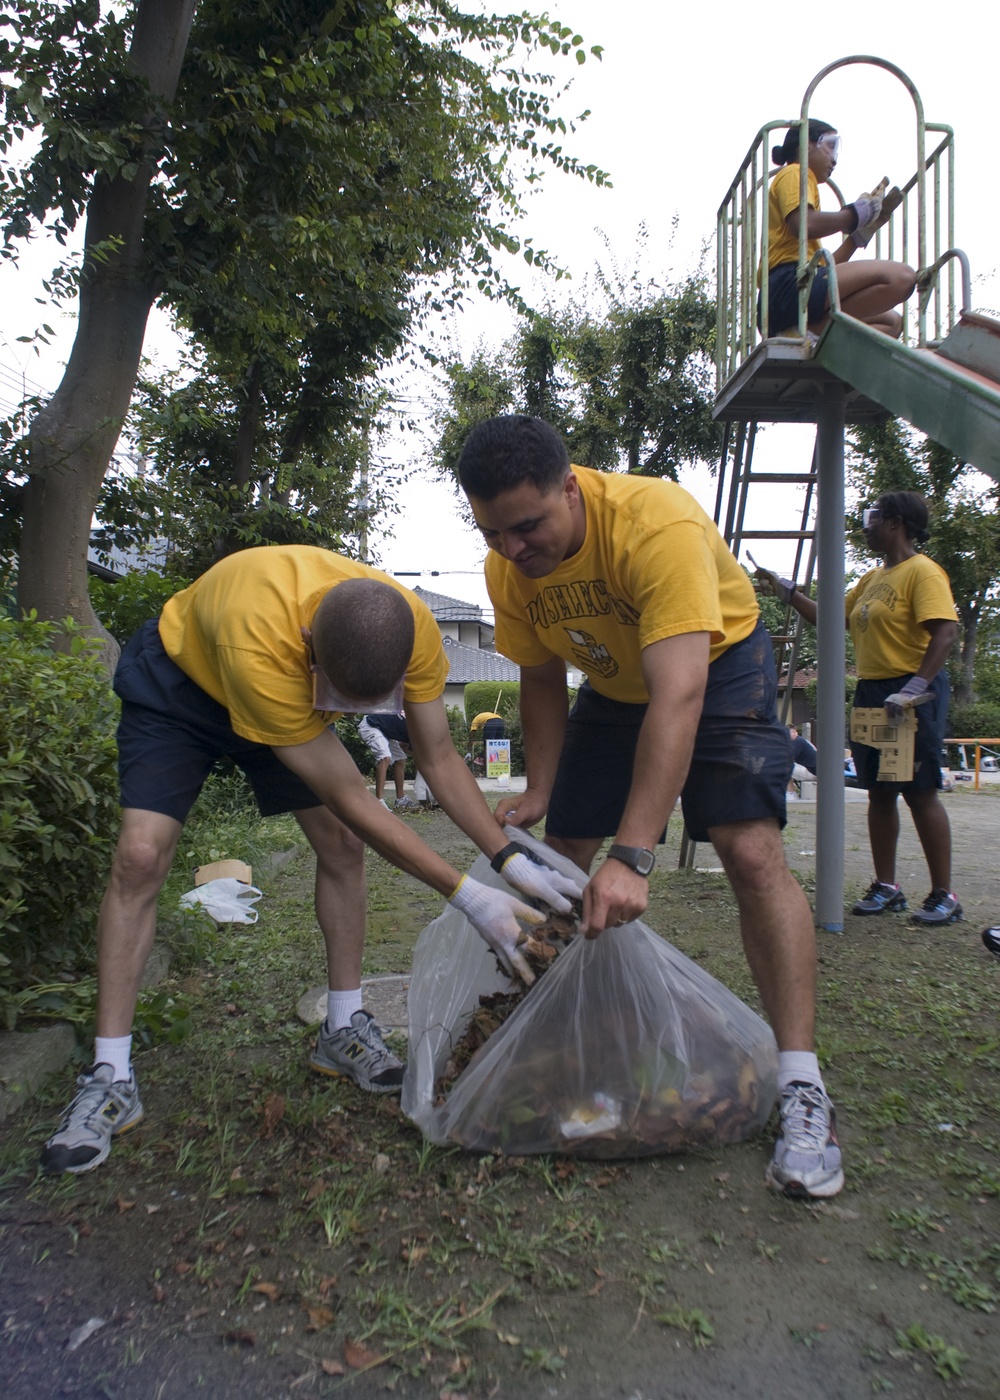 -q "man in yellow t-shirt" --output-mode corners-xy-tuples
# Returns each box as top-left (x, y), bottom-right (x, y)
(456, 415), (844, 1202)
(40, 545), (580, 1178)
